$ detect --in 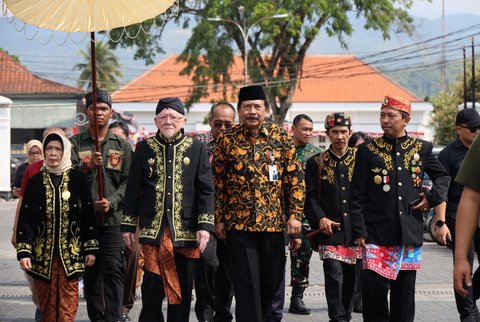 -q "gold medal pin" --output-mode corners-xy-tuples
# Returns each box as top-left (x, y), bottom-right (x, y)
(62, 191), (71, 200)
